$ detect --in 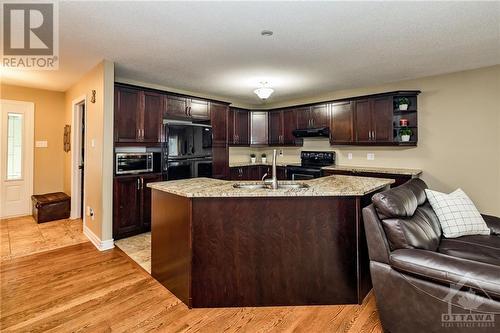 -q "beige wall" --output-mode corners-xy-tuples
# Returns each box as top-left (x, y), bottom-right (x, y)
(231, 66), (500, 216)
(64, 60), (114, 241)
(0, 84), (65, 194)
